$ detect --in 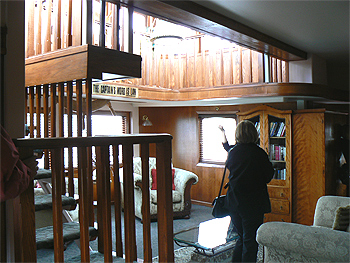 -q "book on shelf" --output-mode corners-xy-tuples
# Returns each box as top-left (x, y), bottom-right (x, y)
(276, 122), (285, 137)
(255, 122), (260, 134)
(270, 144), (286, 161)
(273, 168), (286, 180)
(269, 121), (285, 137)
